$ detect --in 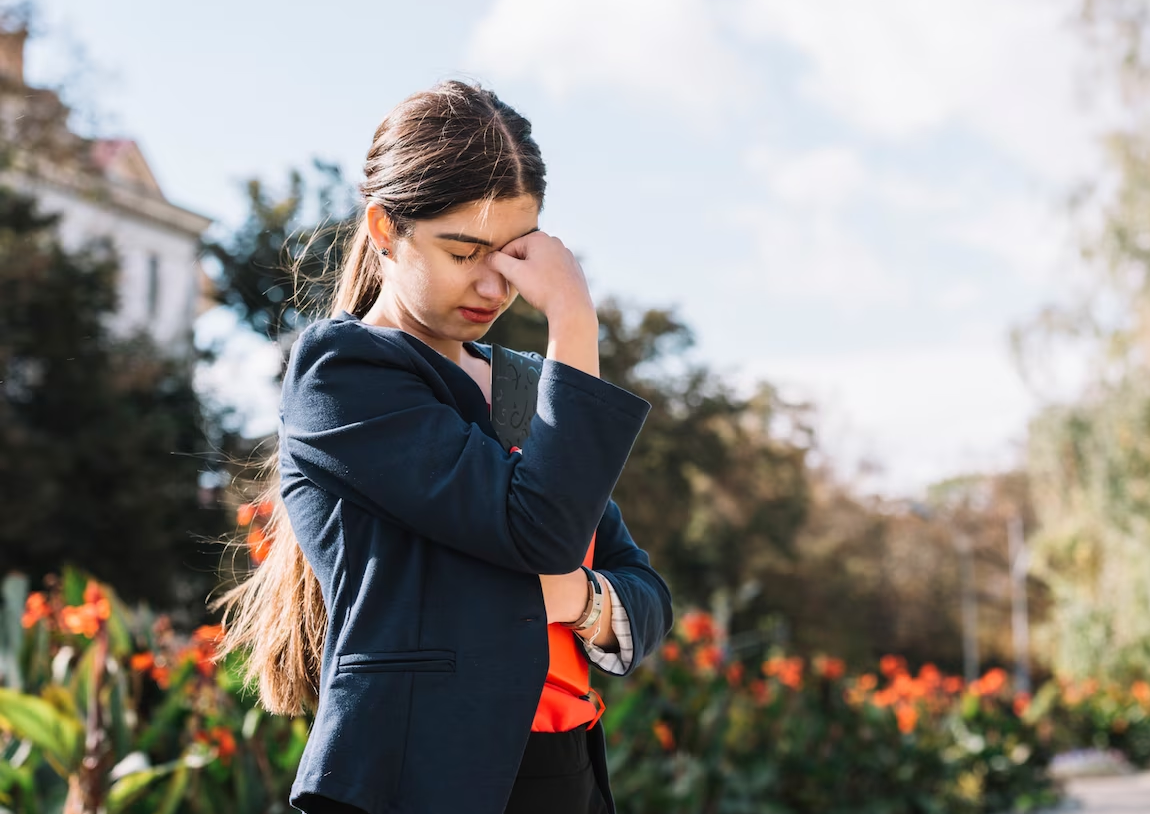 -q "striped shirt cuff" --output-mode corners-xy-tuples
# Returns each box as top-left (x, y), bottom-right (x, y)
(578, 573), (633, 675)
